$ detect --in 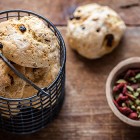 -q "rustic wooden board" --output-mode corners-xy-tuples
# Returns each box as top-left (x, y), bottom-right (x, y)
(0, 26), (140, 140)
(0, 0), (140, 140)
(0, 0), (140, 25)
